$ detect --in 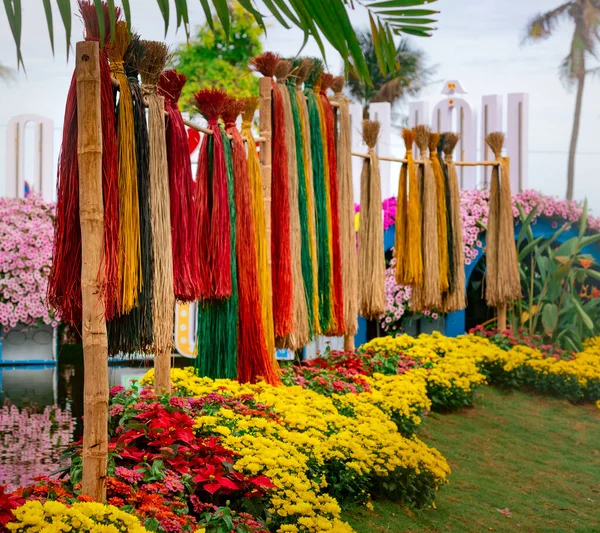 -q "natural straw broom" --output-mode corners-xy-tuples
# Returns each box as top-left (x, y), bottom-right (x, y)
(414, 125), (440, 311)
(332, 76), (359, 338)
(441, 132), (466, 312)
(158, 69), (201, 302)
(358, 120), (386, 319)
(429, 133), (450, 294)
(295, 59), (321, 336)
(278, 61), (310, 350)
(139, 40), (174, 394)
(241, 97), (276, 359)
(250, 53), (295, 339)
(485, 132), (521, 307)
(320, 72), (346, 336)
(224, 97), (280, 384)
(108, 21), (141, 315)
